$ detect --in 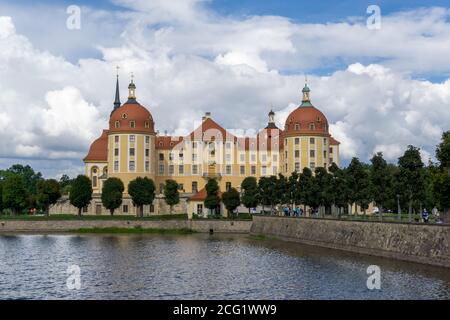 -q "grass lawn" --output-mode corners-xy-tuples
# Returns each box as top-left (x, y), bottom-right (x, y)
(72, 226), (195, 234)
(0, 213), (188, 221)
